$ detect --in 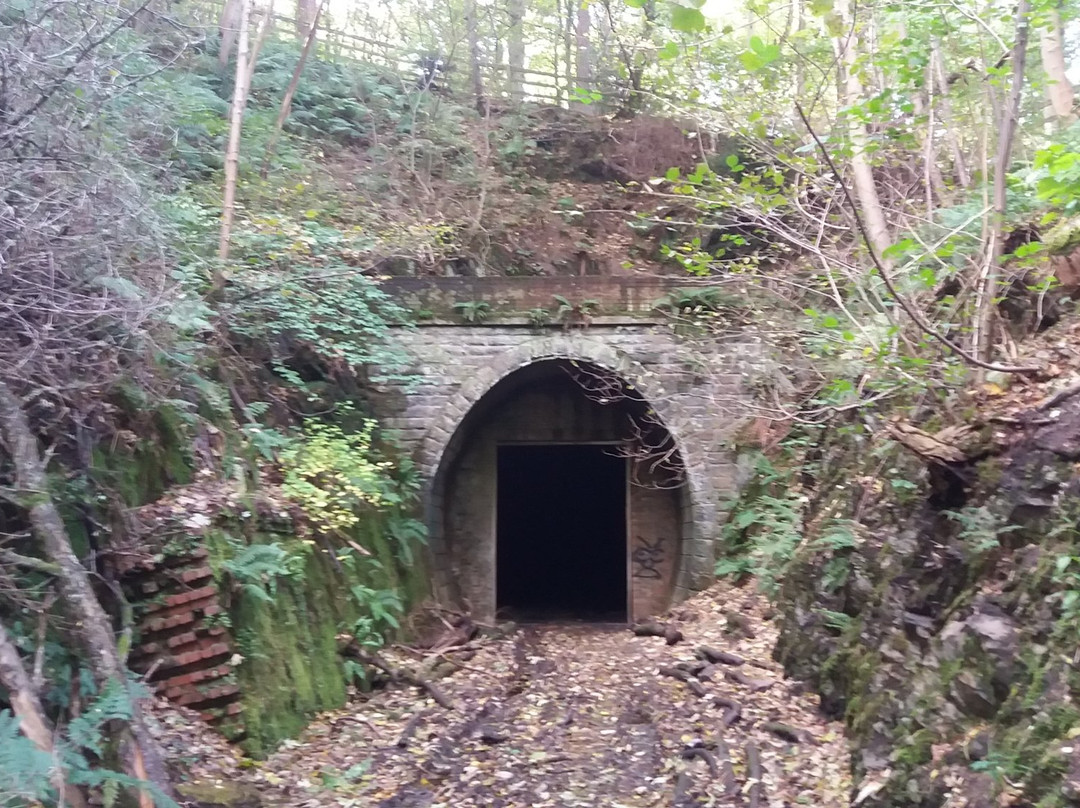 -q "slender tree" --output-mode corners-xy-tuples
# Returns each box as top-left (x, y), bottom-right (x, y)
(575, 1), (596, 112)
(836, 1), (891, 261)
(0, 381), (173, 799)
(465, 0), (487, 112)
(218, 0), (255, 269)
(262, 0), (328, 177)
(507, 0), (526, 98)
(973, 0), (1033, 370)
(0, 619), (88, 808)
(1038, 3), (1076, 125)
(218, 0), (242, 69)
(296, 0), (318, 39)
